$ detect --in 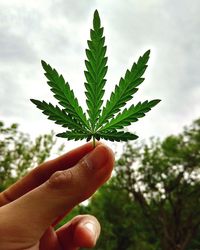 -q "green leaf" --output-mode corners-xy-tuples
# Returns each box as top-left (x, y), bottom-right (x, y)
(84, 9), (108, 130)
(99, 99), (160, 131)
(96, 50), (150, 129)
(96, 130), (138, 141)
(56, 130), (90, 141)
(30, 99), (86, 132)
(31, 10), (160, 146)
(41, 61), (89, 129)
